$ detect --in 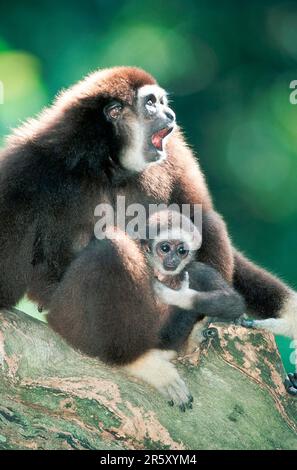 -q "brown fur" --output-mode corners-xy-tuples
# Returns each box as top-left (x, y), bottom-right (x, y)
(48, 230), (161, 365)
